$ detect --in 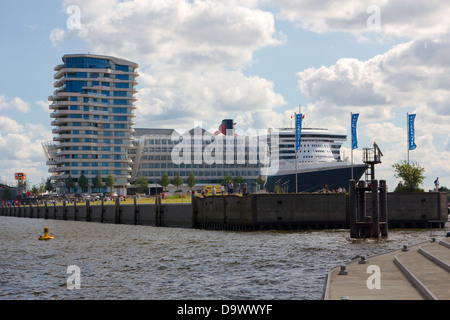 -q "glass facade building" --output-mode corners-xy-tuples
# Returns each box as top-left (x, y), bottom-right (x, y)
(129, 127), (268, 188)
(45, 54), (139, 195)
